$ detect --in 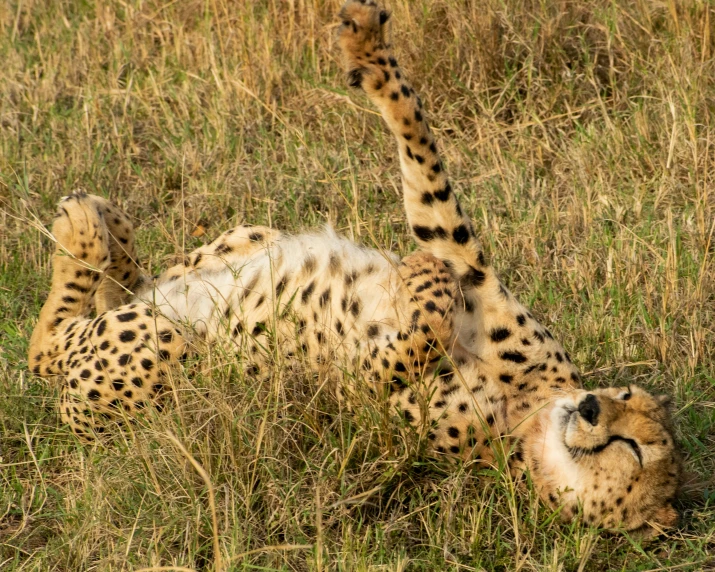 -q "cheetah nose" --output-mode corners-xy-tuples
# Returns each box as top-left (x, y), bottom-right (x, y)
(578, 394), (600, 426)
